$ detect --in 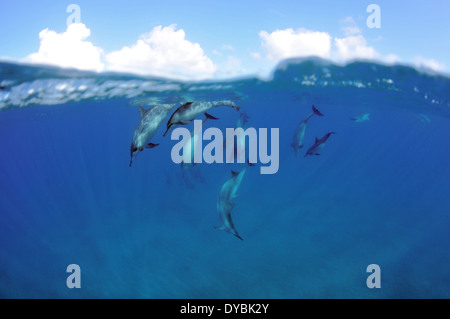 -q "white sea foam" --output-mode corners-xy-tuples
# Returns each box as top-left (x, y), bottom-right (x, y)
(0, 78), (183, 109)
